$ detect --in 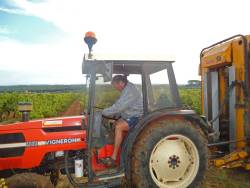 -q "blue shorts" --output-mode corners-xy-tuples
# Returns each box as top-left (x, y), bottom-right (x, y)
(124, 116), (139, 129)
